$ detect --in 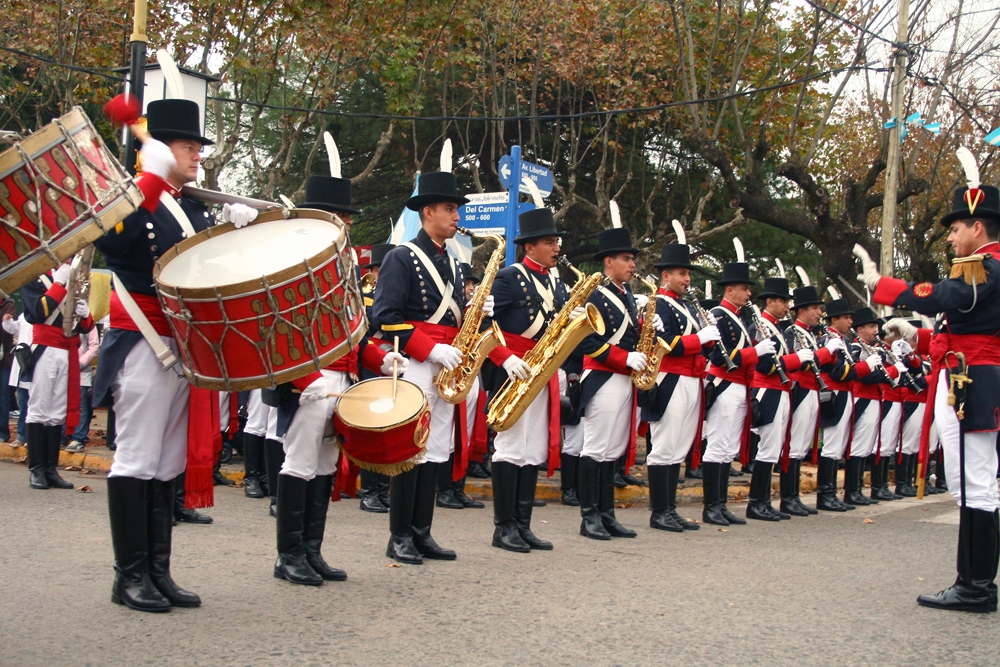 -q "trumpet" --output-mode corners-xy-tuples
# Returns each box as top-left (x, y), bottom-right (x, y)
(360, 272), (377, 295)
(687, 287), (737, 372)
